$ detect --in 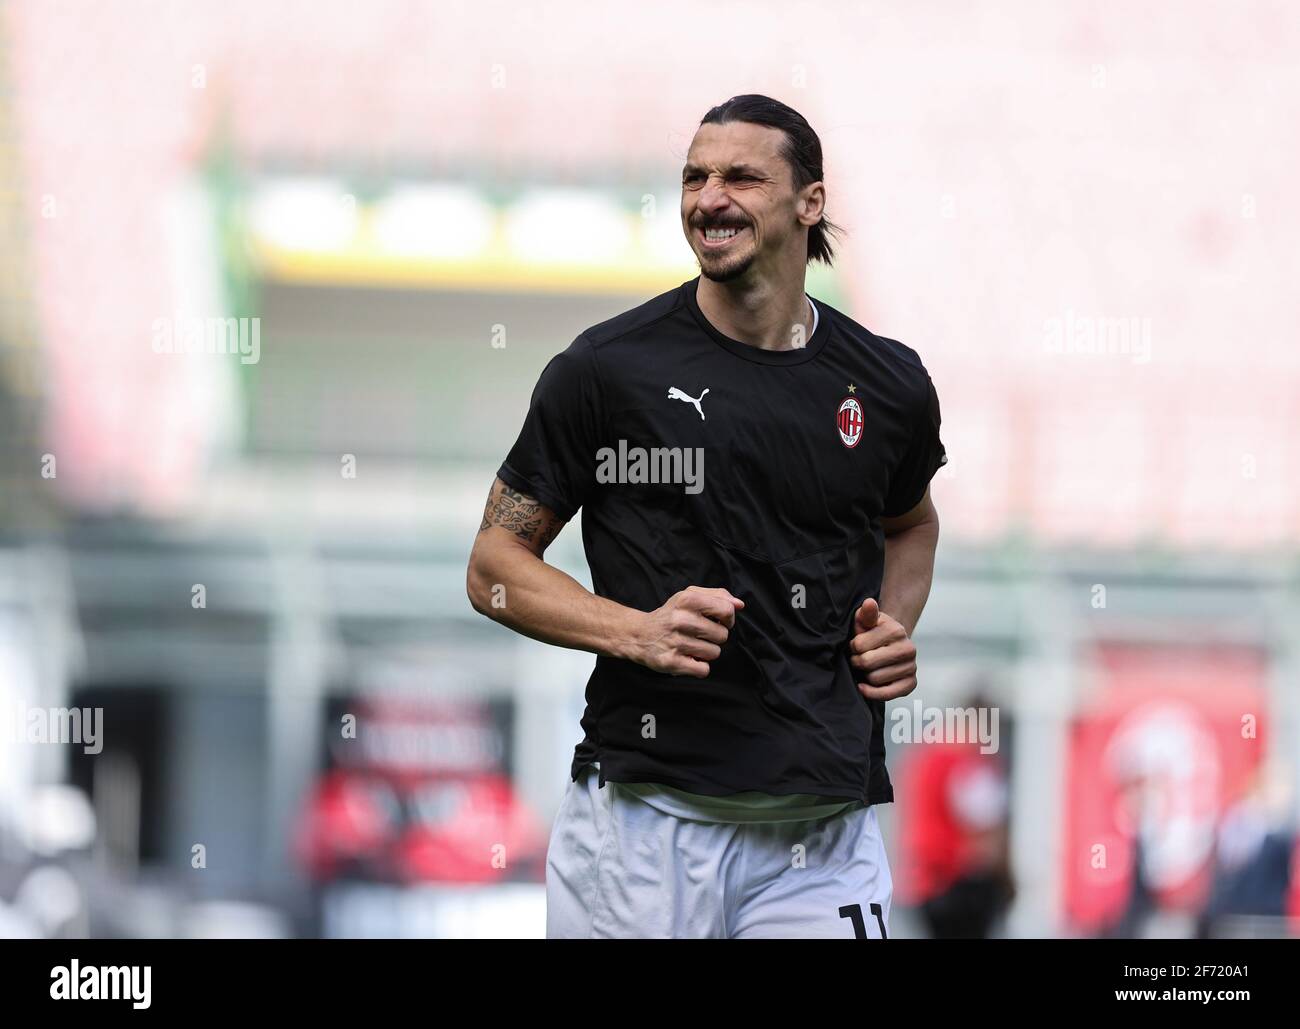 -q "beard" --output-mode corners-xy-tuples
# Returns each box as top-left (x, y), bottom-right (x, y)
(695, 229), (757, 282)
(687, 214), (757, 282)
(698, 248), (756, 282)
